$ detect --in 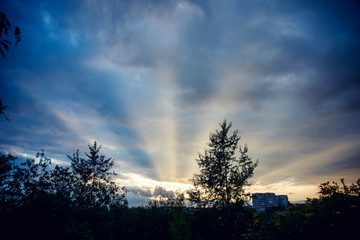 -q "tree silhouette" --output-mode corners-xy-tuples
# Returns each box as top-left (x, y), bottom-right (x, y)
(66, 141), (128, 208)
(0, 142), (127, 213)
(0, 92), (10, 121)
(244, 178), (360, 240)
(0, 152), (17, 209)
(0, 12), (21, 58)
(1, 12), (21, 121)
(0, 143), (128, 239)
(191, 120), (258, 208)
